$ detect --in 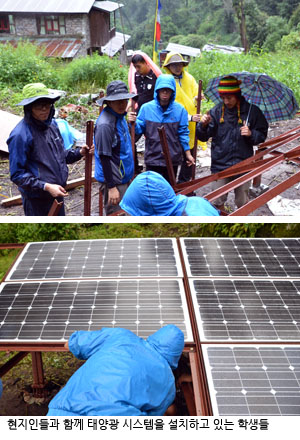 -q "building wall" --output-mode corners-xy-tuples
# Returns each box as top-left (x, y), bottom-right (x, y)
(14, 15), (37, 36)
(8, 13), (91, 56)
